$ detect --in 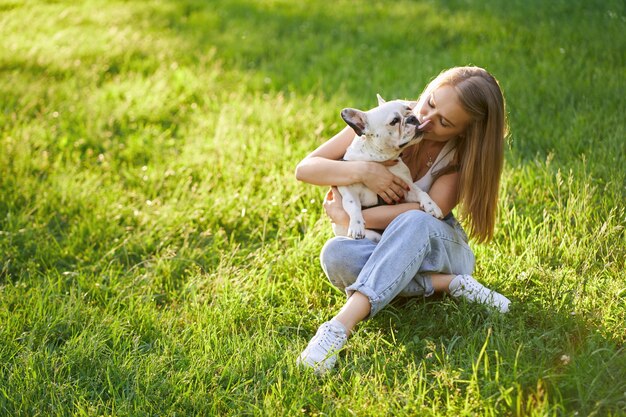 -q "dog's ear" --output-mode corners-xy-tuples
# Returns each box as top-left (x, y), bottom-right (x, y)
(341, 108), (368, 137)
(376, 94), (386, 106)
